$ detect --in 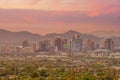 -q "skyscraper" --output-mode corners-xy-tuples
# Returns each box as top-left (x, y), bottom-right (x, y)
(99, 39), (106, 49)
(55, 37), (64, 51)
(22, 39), (29, 48)
(63, 39), (68, 52)
(37, 40), (49, 52)
(105, 38), (114, 51)
(84, 39), (95, 51)
(71, 34), (82, 52)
